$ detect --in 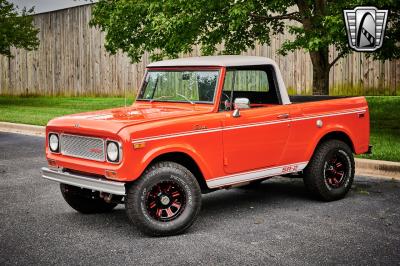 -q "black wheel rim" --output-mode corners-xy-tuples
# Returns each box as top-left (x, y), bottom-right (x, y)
(145, 180), (186, 222)
(324, 151), (349, 189)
